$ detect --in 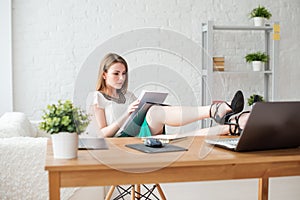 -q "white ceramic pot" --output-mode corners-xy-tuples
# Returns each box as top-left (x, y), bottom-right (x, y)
(252, 61), (263, 71)
(51, 132), (78, 159)
(253, 17), (265, 26)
